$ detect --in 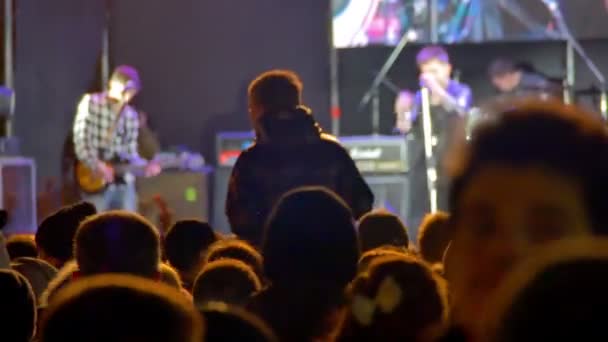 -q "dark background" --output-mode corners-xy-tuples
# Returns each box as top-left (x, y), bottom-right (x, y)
(13, 0), (331, 183)
(14, 0), (105, 182)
